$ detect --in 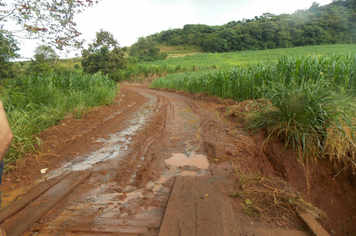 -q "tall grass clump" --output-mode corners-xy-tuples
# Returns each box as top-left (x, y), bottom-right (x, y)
(0, 73), (117, 165)
(247, 79), (356, 166)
